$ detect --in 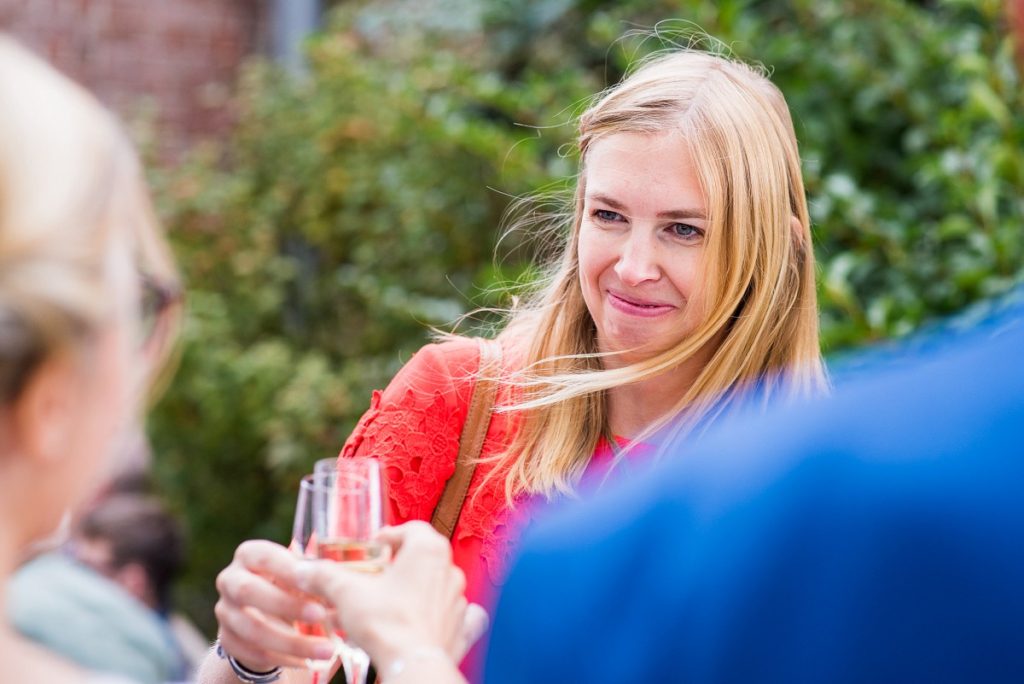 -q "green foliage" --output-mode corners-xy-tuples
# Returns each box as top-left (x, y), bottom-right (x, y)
(148, 0), (1024, 632)
(758, 0), (1024, 347)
